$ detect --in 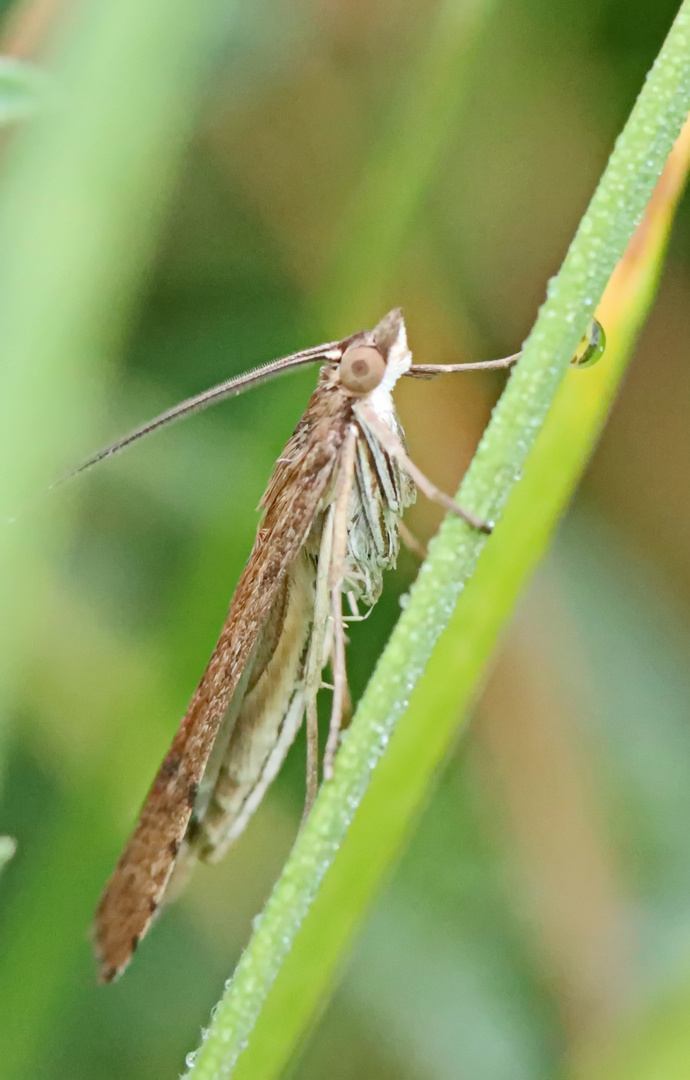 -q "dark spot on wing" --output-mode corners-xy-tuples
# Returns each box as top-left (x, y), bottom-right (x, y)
(185, 817), (201, 843)
(160, 754), (182, 778)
